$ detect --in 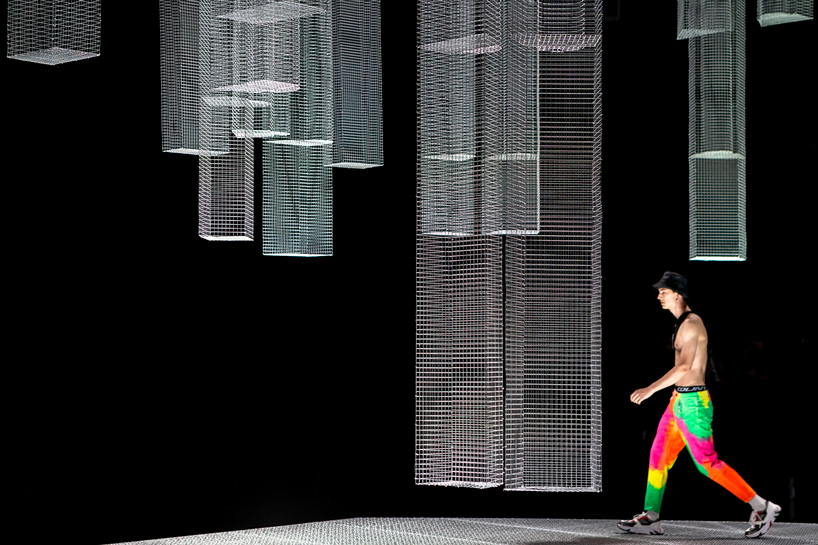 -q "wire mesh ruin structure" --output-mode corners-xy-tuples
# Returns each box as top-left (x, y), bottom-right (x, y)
(757, 0), (813, 26)
(331, 0), (383, 169)
(678, 0), (746, 261)
(416, 0), (602, 492)
(160, 0), (381, 254)
(7, 0), (101, 65)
